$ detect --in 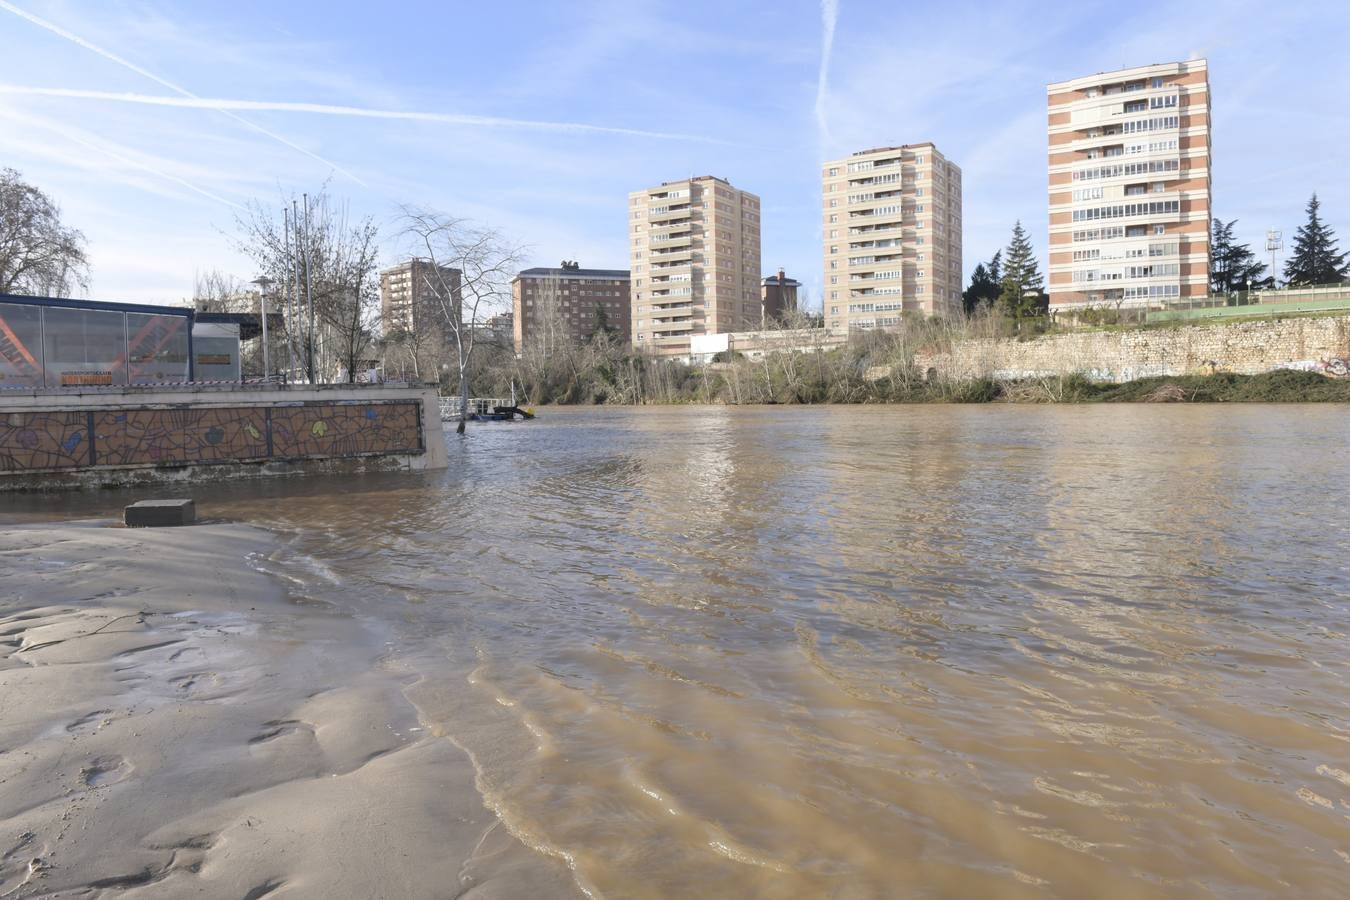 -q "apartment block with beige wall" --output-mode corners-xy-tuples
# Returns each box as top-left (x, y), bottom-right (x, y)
(822, 143), (963, 332)
(629, 176), (761, 357)
(1048, 60), (1210, 310)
